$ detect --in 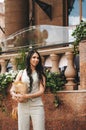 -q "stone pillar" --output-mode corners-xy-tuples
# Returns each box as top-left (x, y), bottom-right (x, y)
(10, 58), (17, 71)
(79, 40), (86, 89)
(50, 53), (60, 73)
(65, 52), (76, 90)
(0, 59), (6, 73)
(5, 0), (29, 36)
(41, 56), (45, 66)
